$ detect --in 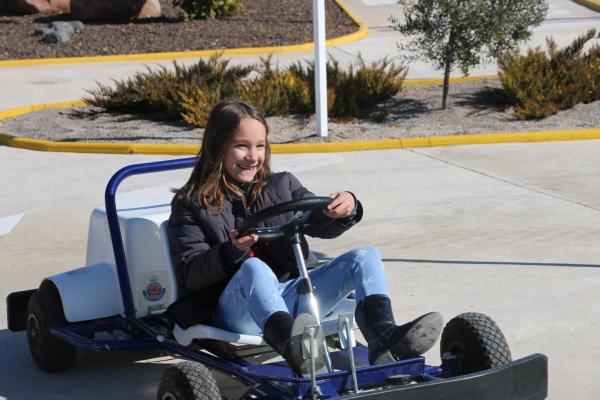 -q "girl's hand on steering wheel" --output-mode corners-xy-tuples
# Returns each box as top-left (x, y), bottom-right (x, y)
(324, 192), (355, 219)
(230, 229), (258, 252)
